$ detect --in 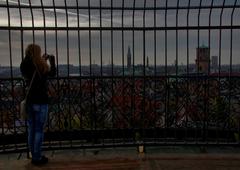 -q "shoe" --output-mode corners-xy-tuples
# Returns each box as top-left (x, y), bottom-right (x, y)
(31, 156), (48, 165)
